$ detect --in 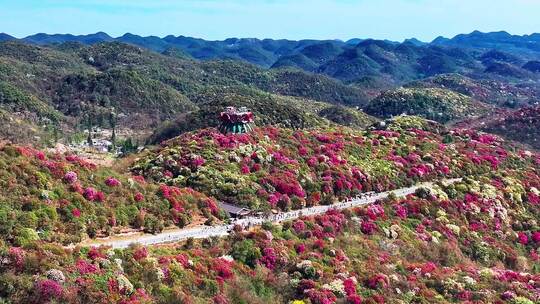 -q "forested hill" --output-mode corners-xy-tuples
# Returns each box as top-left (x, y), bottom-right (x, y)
(2, 30), (540, 148)
(1, 31), (538, 82)
(0, 40), (372, 144)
